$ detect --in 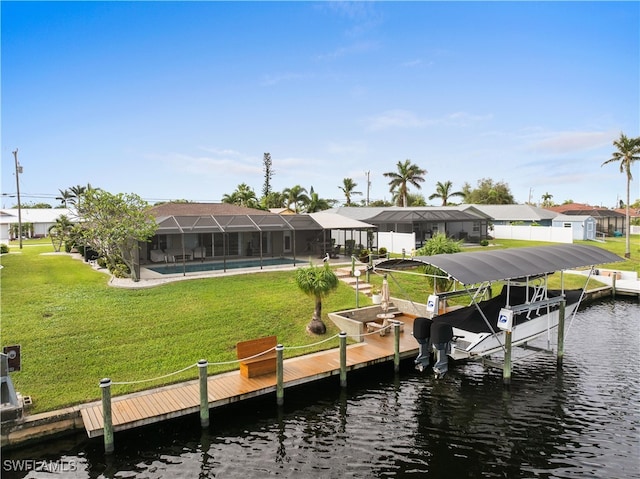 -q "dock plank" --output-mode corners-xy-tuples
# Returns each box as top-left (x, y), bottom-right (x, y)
(81, 316), (419, 438)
